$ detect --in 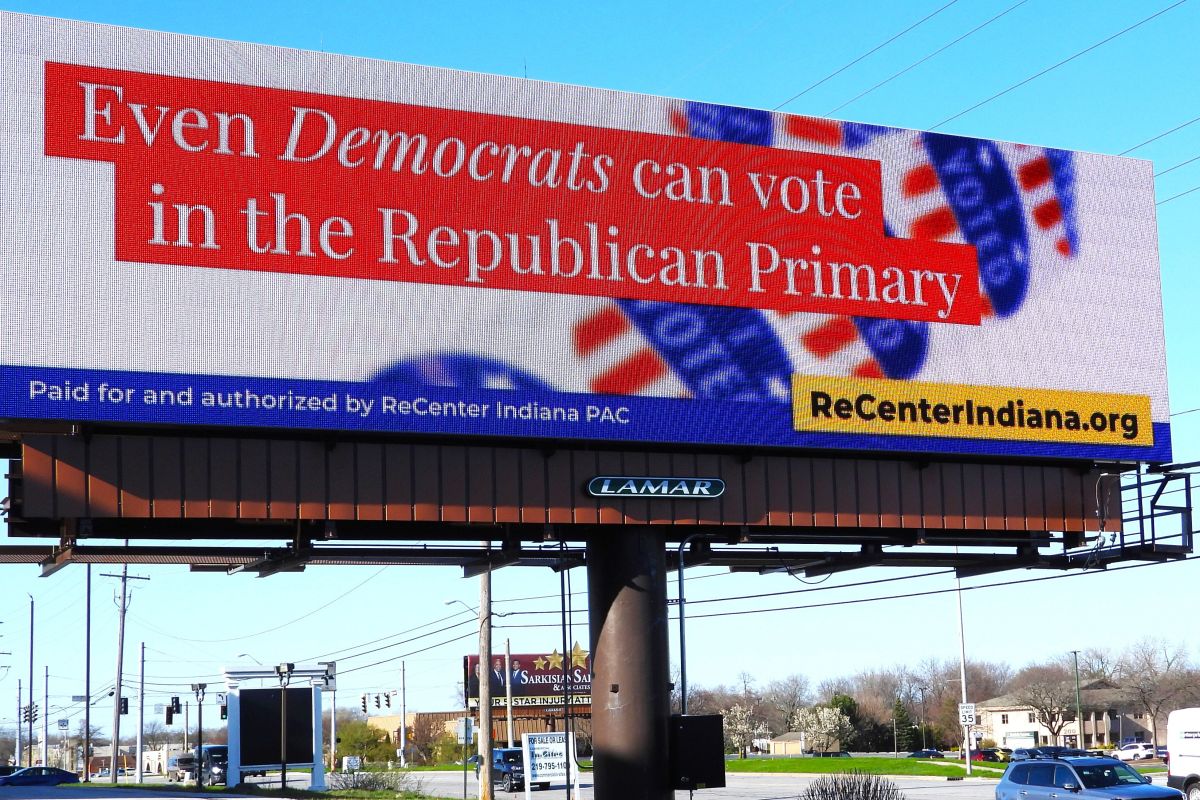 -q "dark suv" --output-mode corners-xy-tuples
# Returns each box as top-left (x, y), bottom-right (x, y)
(476, 748), (526, 793)
(996, 756), (1182, 799)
